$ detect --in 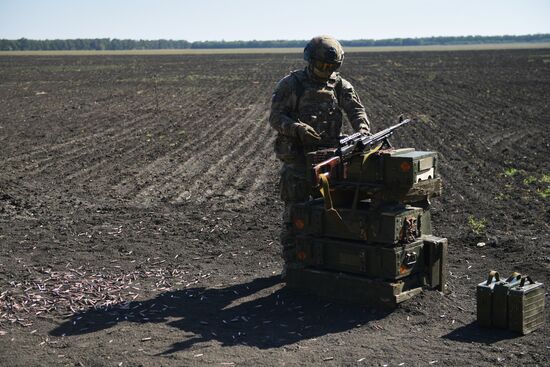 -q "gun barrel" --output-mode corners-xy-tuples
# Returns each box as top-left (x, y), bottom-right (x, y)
(360, 118), (412, 146)
(336, 118), (413, 159)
